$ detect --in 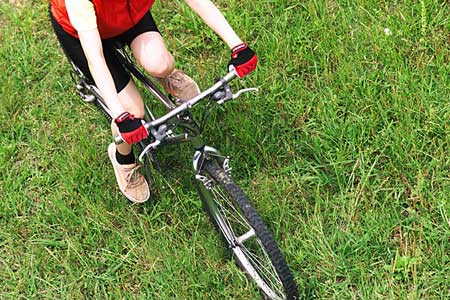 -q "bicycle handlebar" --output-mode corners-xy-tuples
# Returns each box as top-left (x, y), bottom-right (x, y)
(114, 70), (237, 144)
